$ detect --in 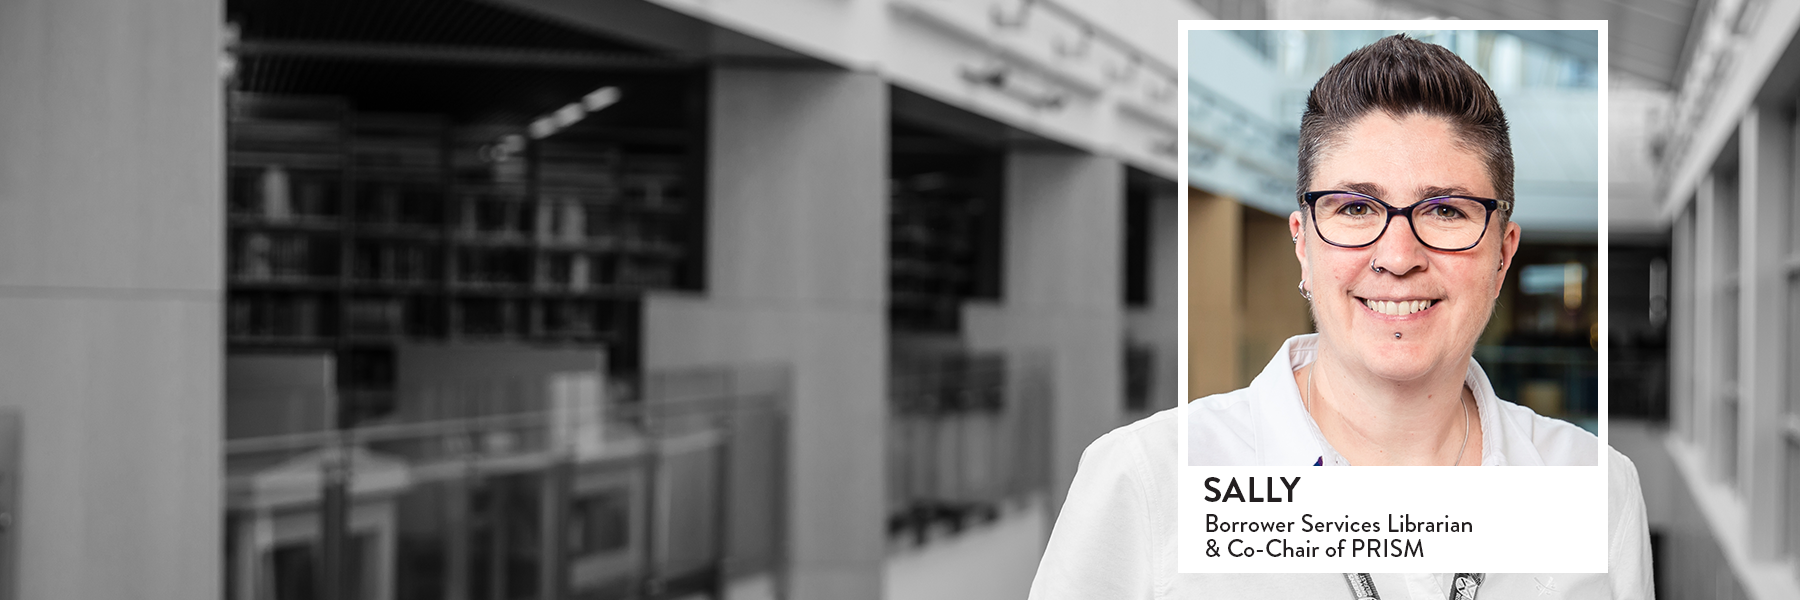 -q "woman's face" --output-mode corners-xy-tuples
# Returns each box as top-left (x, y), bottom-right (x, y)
(1289, 112), (1521, 384)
